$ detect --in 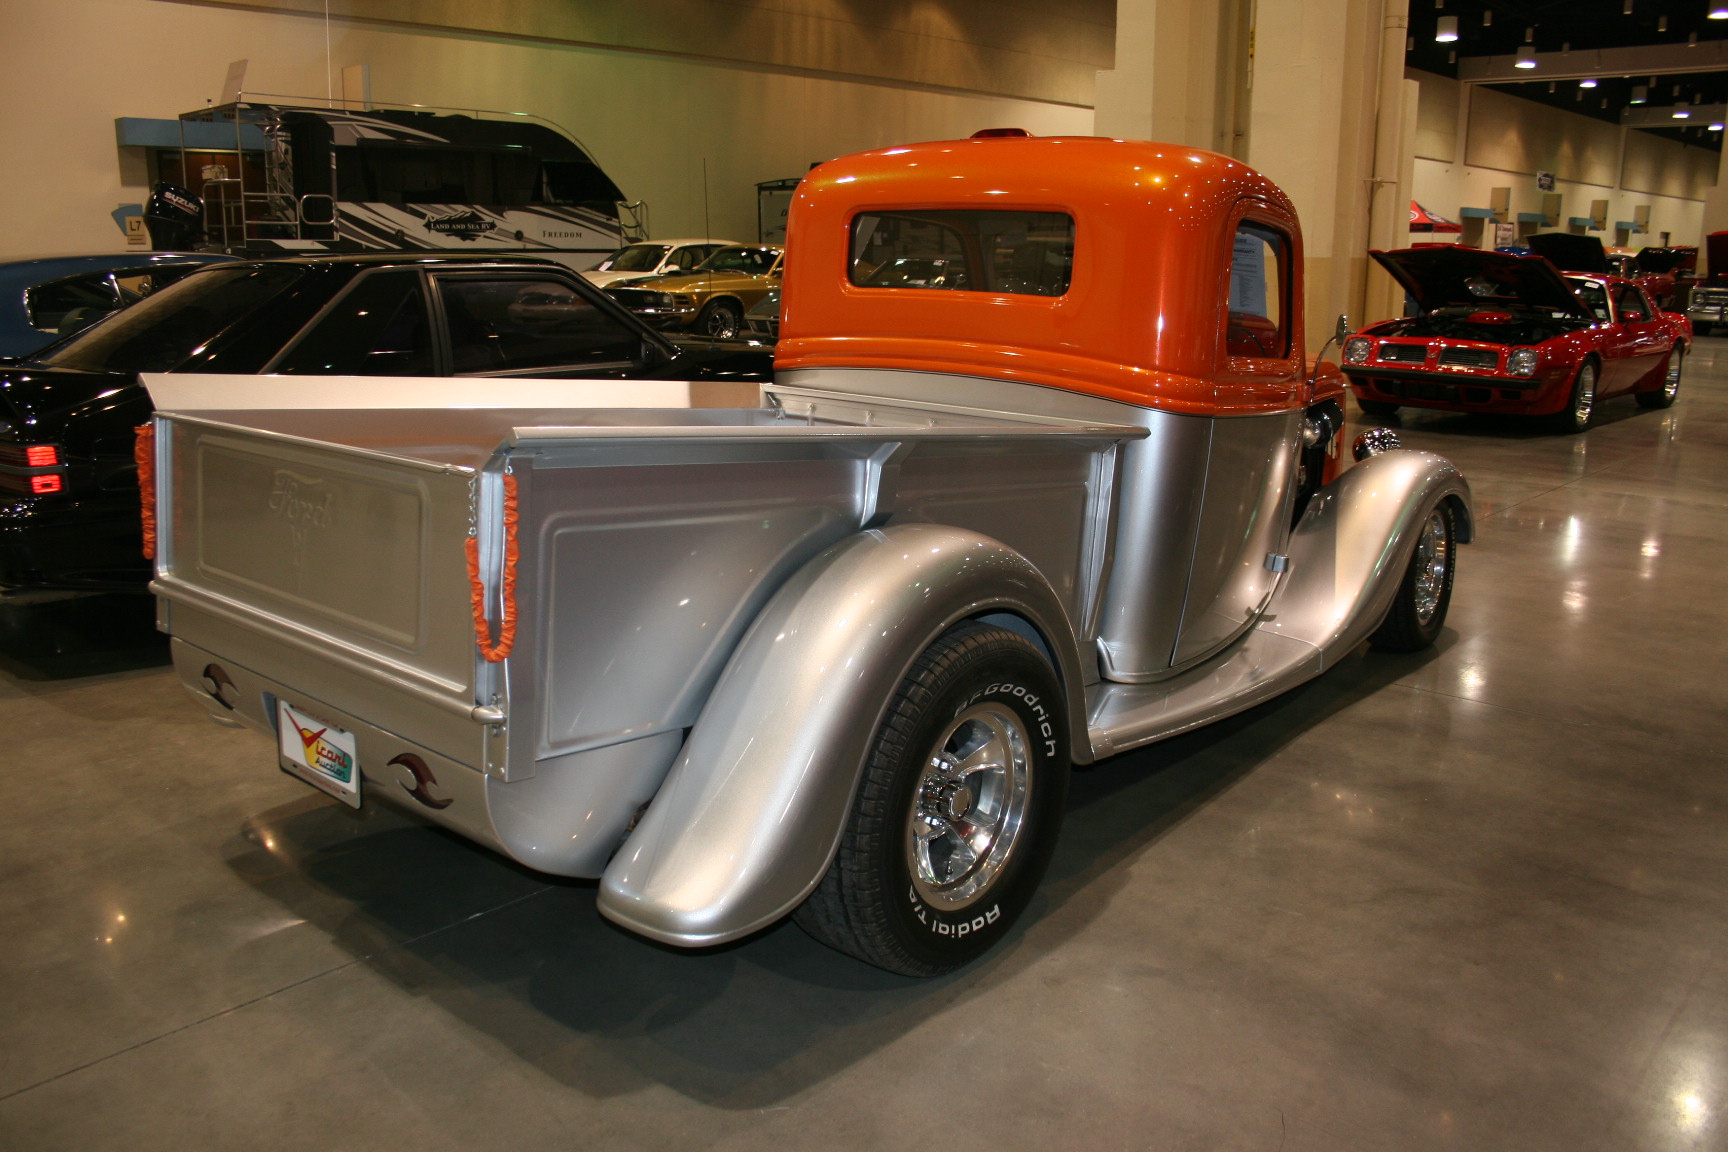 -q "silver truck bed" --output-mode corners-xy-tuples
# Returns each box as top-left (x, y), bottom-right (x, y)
(146, 375), (1140, 878)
